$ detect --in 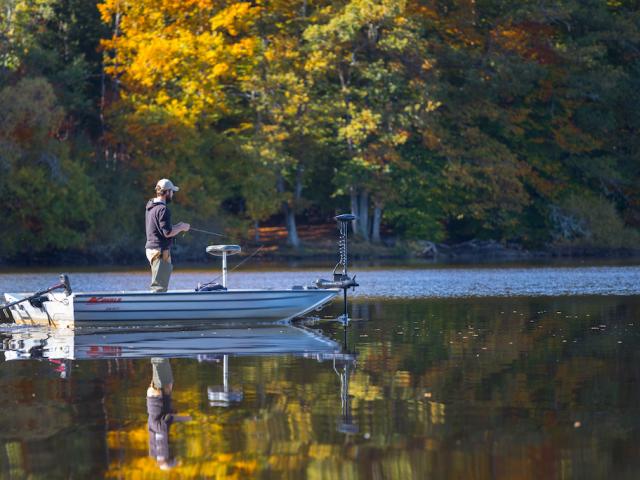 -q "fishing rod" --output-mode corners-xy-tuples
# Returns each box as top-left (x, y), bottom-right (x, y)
(189, 227), (225, 237)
